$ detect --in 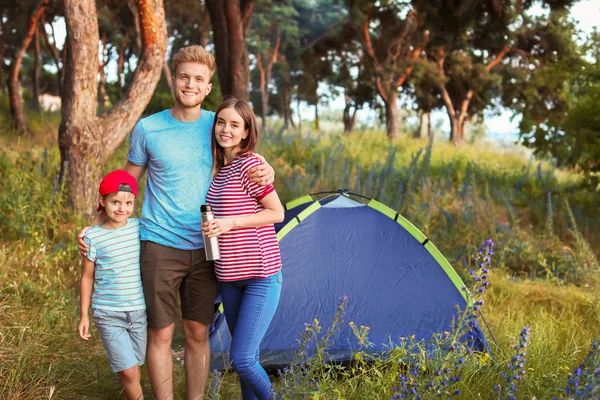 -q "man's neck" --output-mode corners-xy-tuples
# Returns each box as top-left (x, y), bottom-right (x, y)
(170, 104), (202, 122)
